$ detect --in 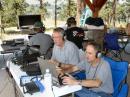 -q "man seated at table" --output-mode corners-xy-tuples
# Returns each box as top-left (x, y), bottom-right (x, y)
(29, 21), (53, 59)
(62, 41), (113, 97)
(49, 27), (80, 73)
